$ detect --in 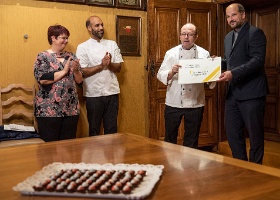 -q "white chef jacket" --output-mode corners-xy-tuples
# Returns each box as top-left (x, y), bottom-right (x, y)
(76, 38), (124, 97)
(157, 44), (210, 108)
